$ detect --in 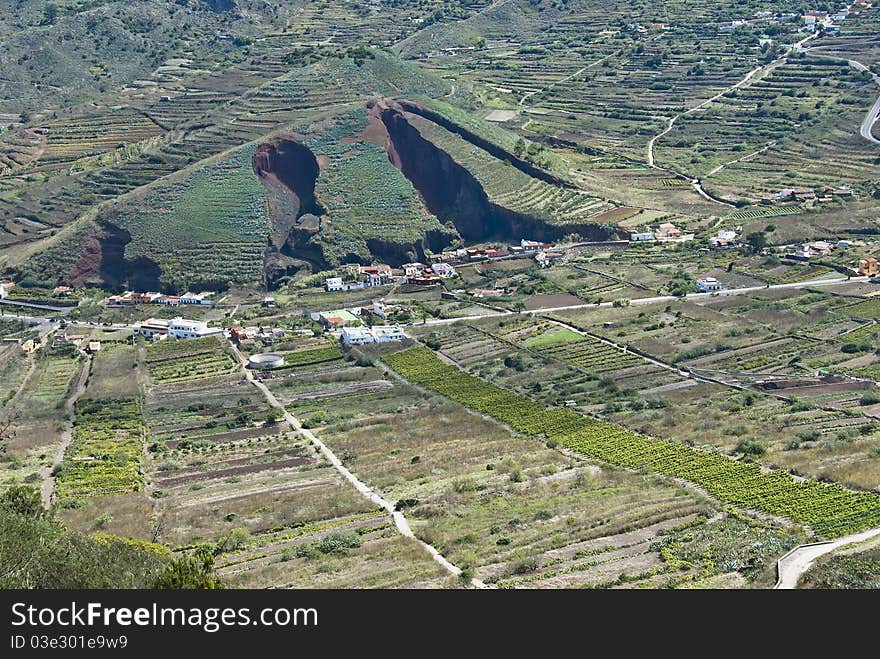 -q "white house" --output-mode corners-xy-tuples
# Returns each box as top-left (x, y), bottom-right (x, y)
(167, 317), (223, 339)
(325, 276), (365, 292)
(630, 232), (655, 242)
(0, 282), (12, 299)
(341, 325), (406, 346)
(431, 263), (457, 278)
(697, 277), (722, 293)
(402, 263), (426, 278)
(179, 291), (215, 305)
